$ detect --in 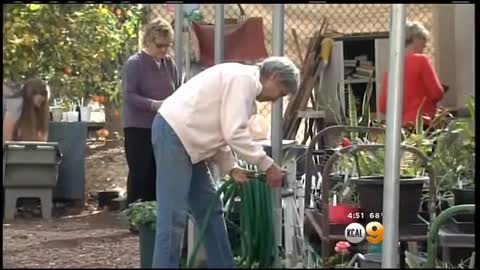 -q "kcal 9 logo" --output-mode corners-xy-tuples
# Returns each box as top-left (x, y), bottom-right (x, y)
(366, 221), (384, 244)
(344, 222), (384, 244)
